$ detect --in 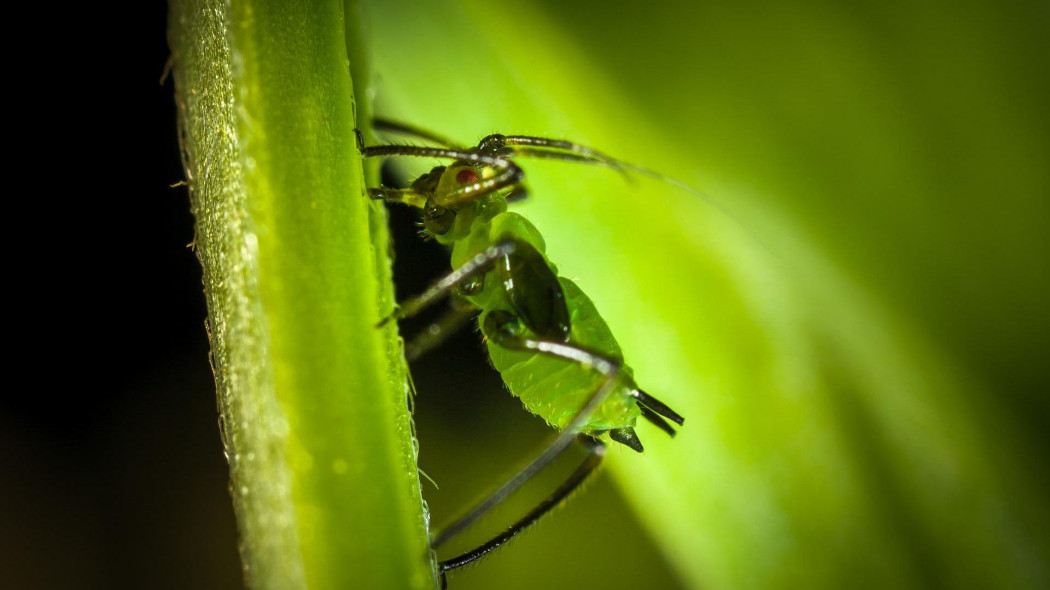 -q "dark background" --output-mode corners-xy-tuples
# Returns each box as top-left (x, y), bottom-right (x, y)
(1, 5), (243, 589)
